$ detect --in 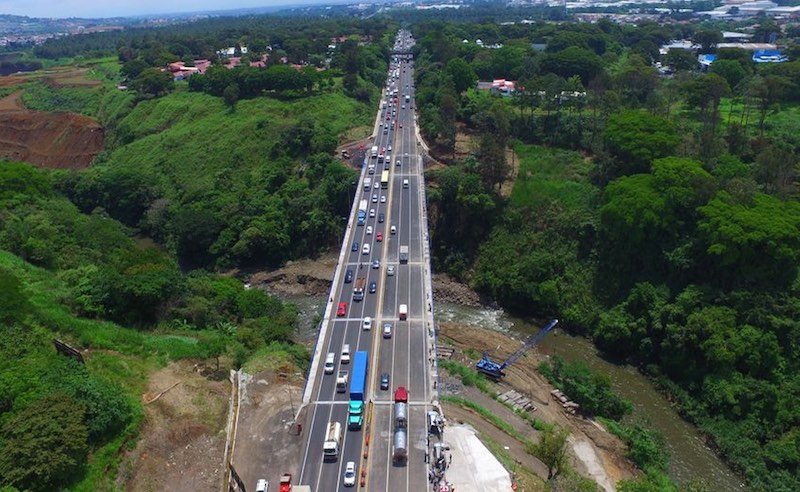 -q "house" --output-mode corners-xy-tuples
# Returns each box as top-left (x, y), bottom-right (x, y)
(752, 49), (788, 63)
(492, 79), (516, 96)
(167, 59), (212, 81)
